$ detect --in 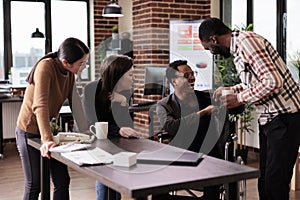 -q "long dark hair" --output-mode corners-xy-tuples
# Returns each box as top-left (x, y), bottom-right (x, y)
(99, 54), (133, 103)
(26, 37), (89, 83)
